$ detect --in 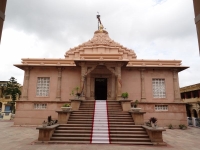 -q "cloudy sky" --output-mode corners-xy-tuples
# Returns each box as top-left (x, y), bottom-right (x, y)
(0, 0), (199, 87)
